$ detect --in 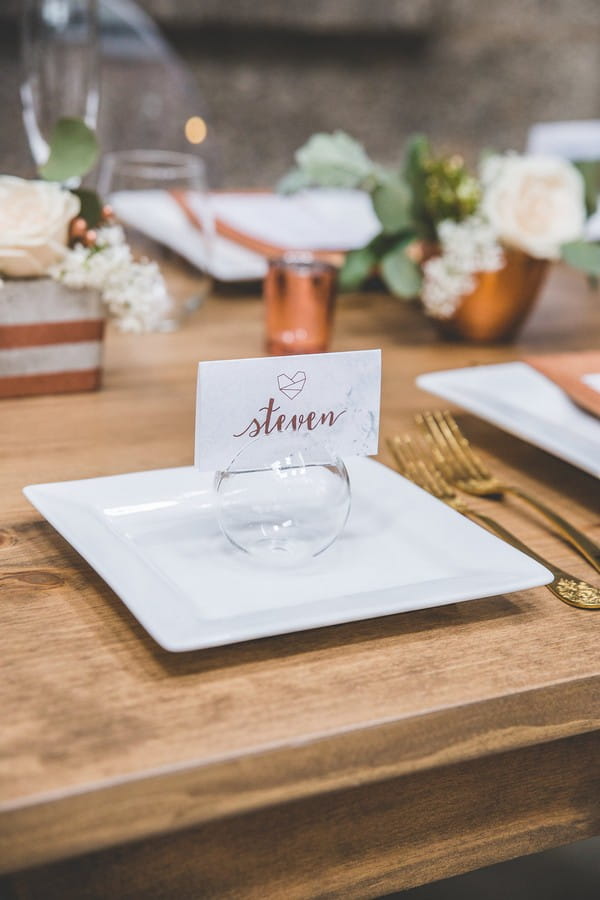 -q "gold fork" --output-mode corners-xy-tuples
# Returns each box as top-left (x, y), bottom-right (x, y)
(388, 434), (600, 610)
(417, 410), (600, 576)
